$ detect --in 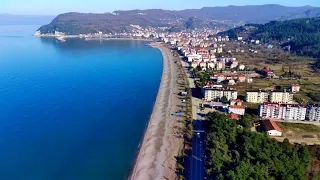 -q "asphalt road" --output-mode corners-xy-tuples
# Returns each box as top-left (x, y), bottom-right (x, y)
(181, 60), (205, 121)
(180, 59), (206, 180)
(189, 120), (205, 180)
